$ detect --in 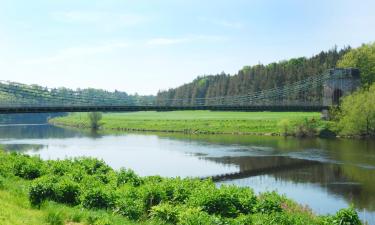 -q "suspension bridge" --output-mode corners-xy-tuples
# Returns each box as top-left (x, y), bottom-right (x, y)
(0, 68), (360, 114)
